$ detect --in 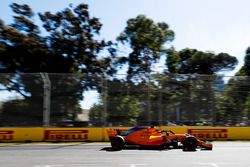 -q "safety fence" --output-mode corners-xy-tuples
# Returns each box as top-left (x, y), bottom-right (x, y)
(1, 73), (250, 127)
(1, 126), (250, 142)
